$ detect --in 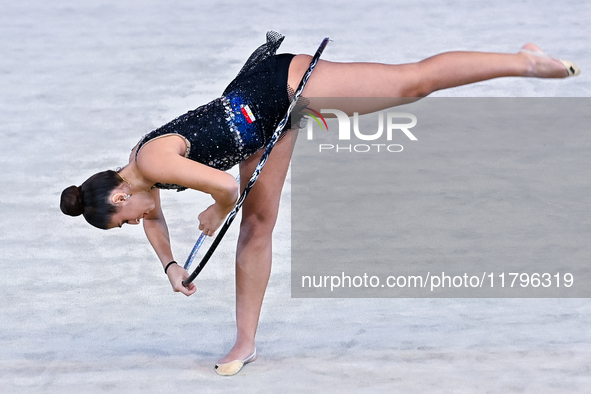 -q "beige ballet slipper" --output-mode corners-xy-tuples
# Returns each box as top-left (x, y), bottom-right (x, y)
(214, 349), (257, 376)
(520, 48), (581, 77)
